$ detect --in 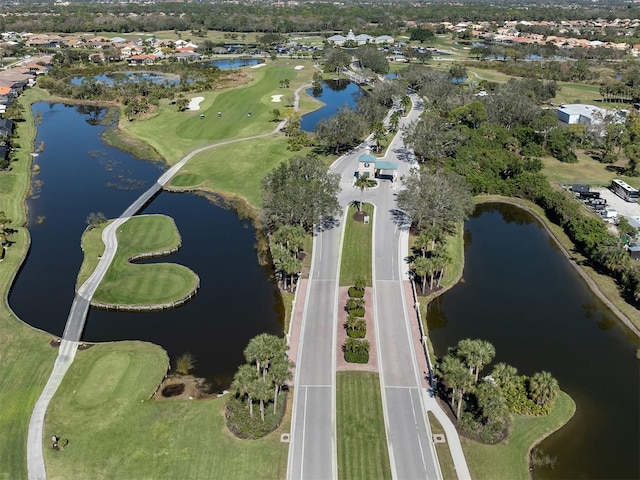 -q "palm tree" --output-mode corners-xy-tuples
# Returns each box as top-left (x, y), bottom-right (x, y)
(400, 95), (412, 116)
(412, 256), (432, 294)
(439, 354), (474, 418)
(354, 175), (375, 212)
(529, 371), (559, 407)
(456, 339), (496, 381)
(252, 377), (274, 421)
(272, 225), (305, 254)
(491, 363), (519, 390)
(372, 121), (386, 152)
(389, 111), (402, 132)
(231, 364), (258, 417)
(268, 358), (294, 413)
(244, 333), (287, 379)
